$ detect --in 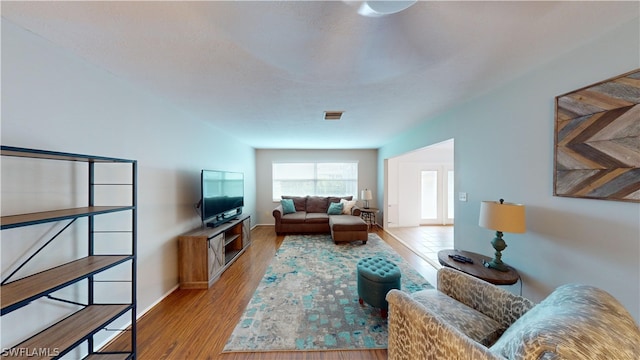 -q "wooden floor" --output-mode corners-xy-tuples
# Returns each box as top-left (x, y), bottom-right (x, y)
(105, 226), (440, 359)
